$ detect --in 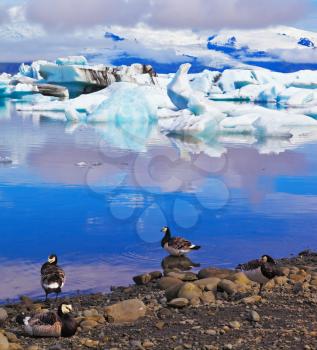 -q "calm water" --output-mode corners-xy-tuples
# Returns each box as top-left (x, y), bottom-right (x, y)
(1, 98), (317, 302)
